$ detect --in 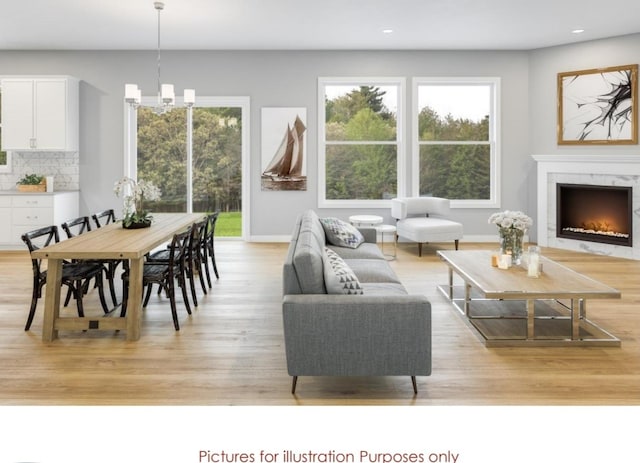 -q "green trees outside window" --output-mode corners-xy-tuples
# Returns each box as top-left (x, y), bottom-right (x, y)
(323, 84), (399, 201)
(417, 82), (496, 202)
(136, 106), (242, 236)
